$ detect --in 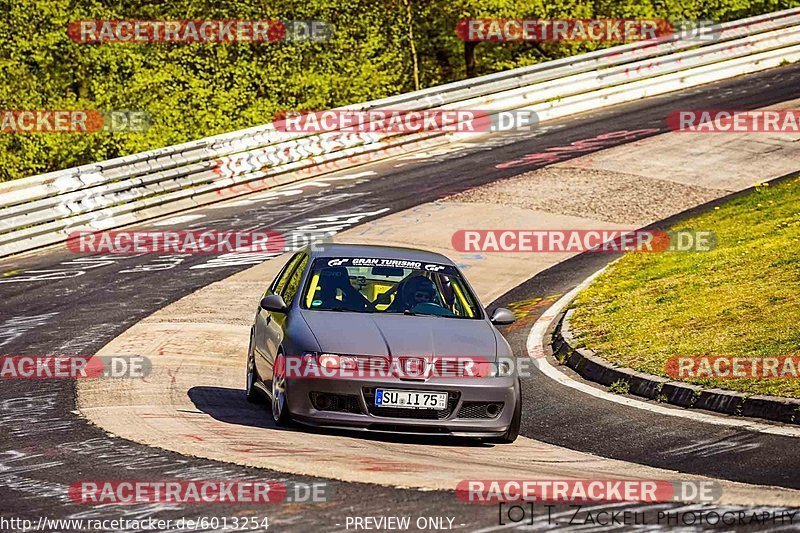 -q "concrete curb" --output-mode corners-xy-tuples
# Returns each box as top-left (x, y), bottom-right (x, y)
(551, 309), (800, 425)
